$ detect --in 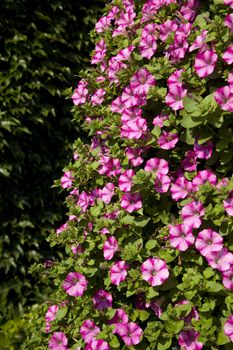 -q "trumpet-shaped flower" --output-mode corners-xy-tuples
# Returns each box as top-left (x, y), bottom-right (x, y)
(48, 332), (69, 350)
(110, 261), (128, 285)
(117, 322), (143, 346)
(223, 46), (233, 65)
(181, 201), (205, 229)
(80, 320), (100, 344)
(120, 192), (142, 212)
(195, 229), (223, 257)
(194, 50), (218, 78)
(63, 272), (88, 297)
(103, 236), (118, 260)
(93, 289), (112, 310)
(224, 315), (233, 342)
(169, 224), (195, 251)
(141, 258), (169, 286)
